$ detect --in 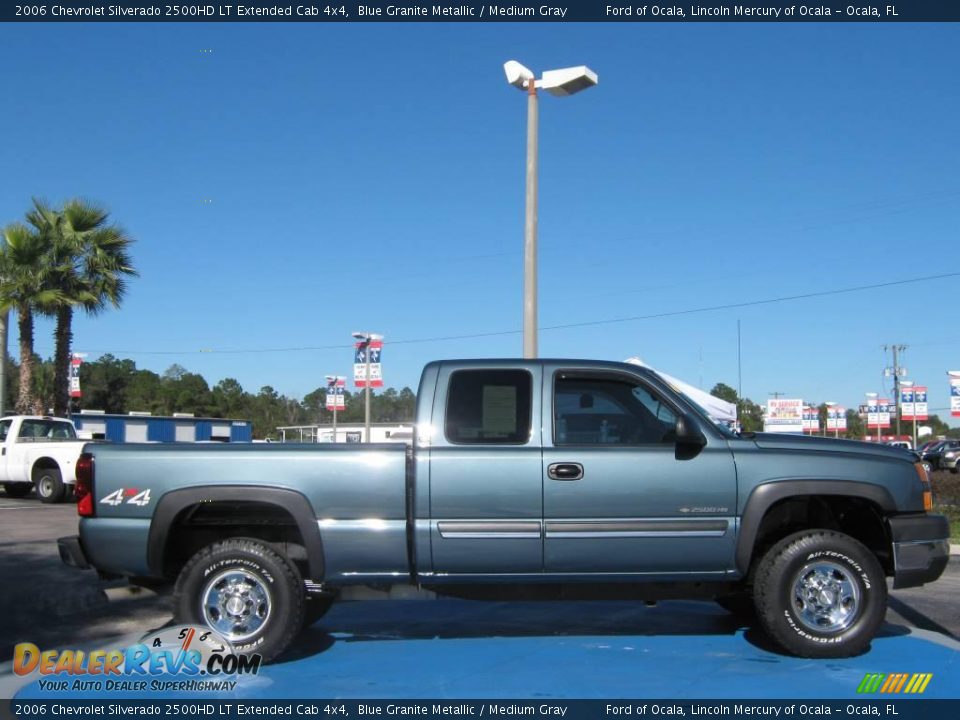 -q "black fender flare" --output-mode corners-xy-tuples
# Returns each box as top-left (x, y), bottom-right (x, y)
(146, 485), (325, 580)
(735, 480), (896, 574)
